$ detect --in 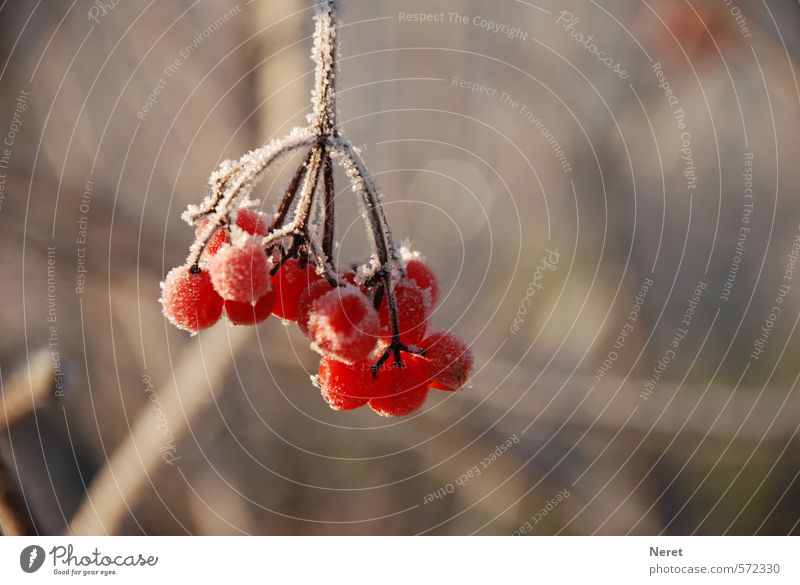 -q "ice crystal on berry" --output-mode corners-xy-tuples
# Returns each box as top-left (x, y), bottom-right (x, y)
(160, 0), (471, 416)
